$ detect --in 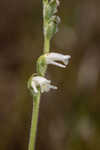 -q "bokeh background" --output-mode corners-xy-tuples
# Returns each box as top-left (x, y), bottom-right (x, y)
(0, 0), (100, 150)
